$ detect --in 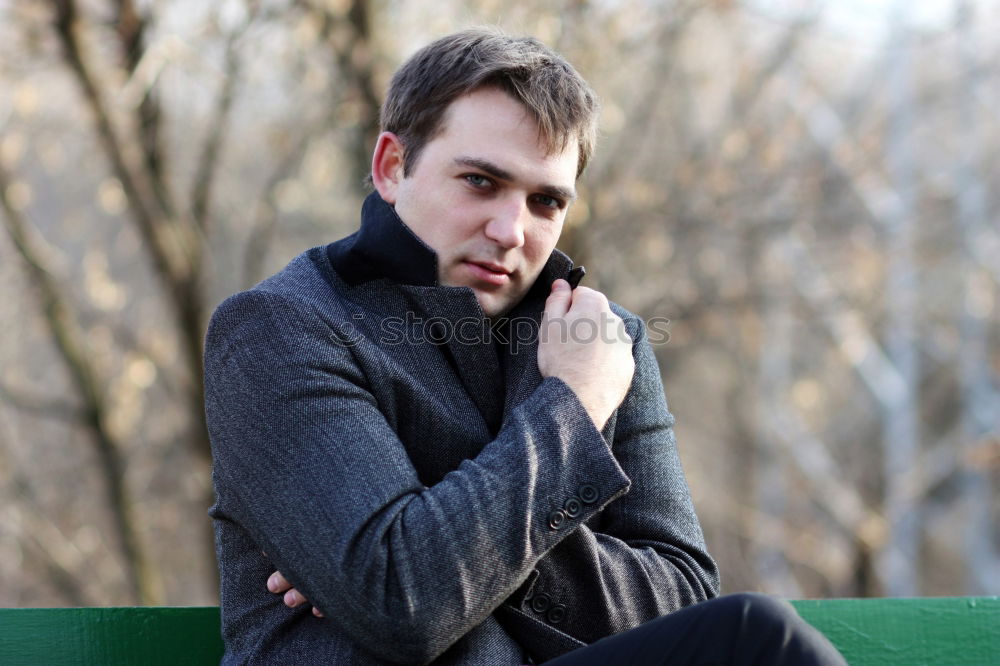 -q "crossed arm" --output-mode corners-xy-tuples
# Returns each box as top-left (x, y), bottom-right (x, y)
(266, 326), (719, 647)
(205, 281), (718, 663)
